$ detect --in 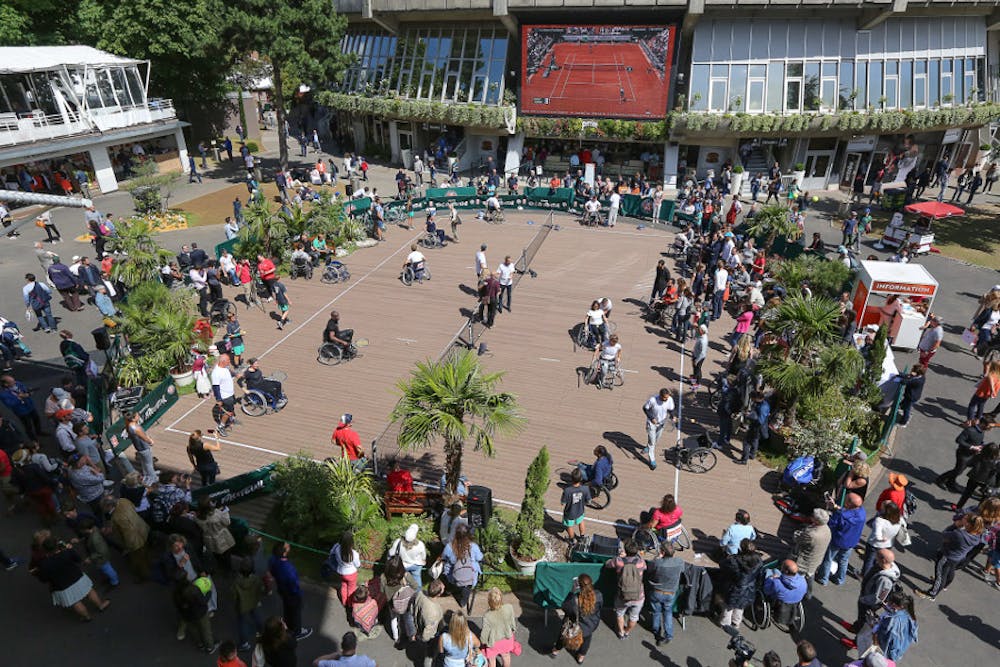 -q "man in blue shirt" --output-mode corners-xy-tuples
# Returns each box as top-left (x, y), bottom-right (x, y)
(739, 391), (770, 464)
(815, 493), (867, 586)
(841, 211), (859, 249)
(269, 542), (313, 640)
(313, 631), (376, 667)
(763, 559), (808, 625)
